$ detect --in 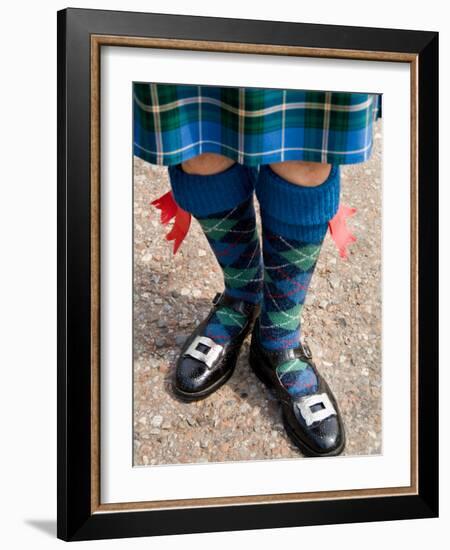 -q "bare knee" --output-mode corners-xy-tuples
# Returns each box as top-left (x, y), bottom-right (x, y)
(182, 153), (235, 176)
(269, 161), (332, 187)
